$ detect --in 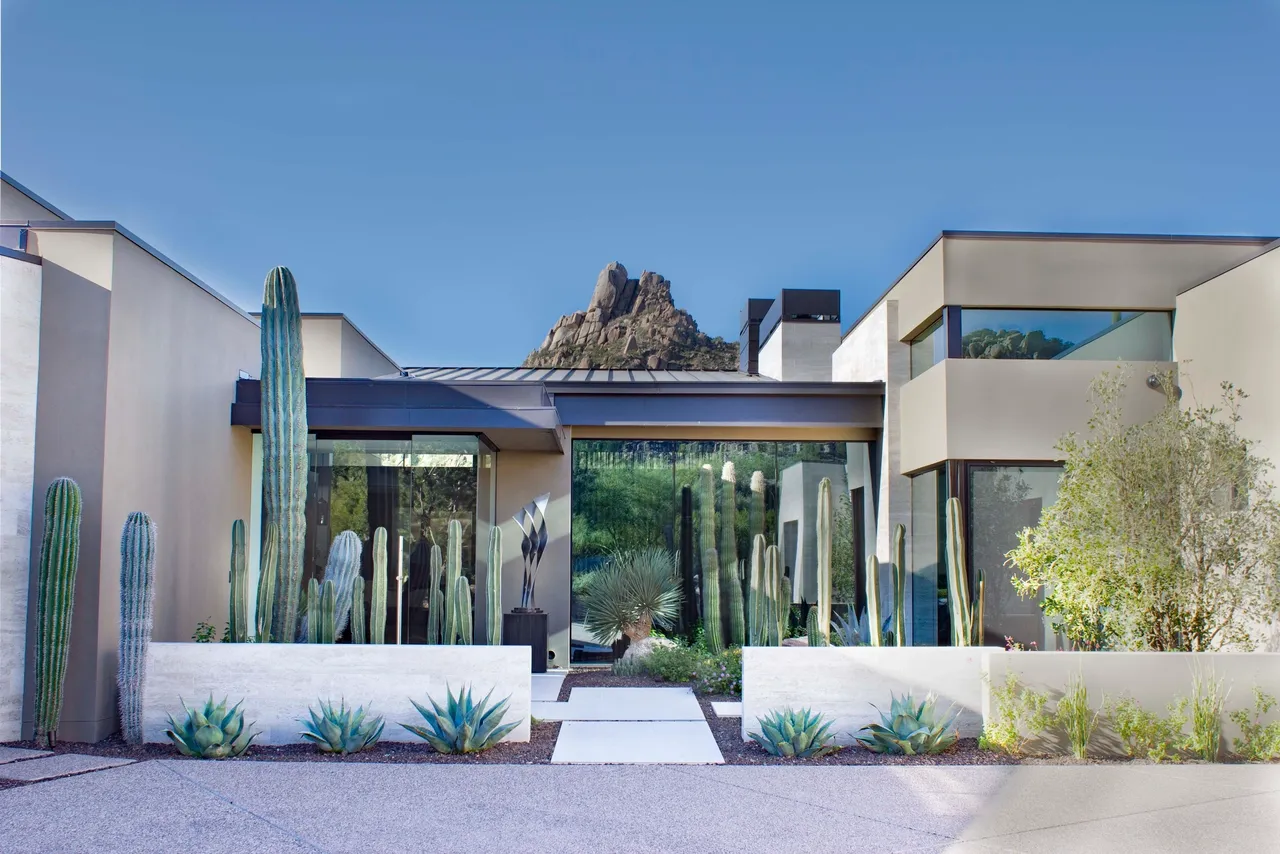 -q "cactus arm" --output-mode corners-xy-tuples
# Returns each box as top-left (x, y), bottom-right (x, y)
(816, 477), (833, 646)
(118, 511), (156, 745)
(33, 477), (82, 747)
(445, 520), (463, 645)
(255, 523), (279, 642)
(892, 523), (907, 647)
(370, 527), (388, 644)
(486, 527), (502, 645)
